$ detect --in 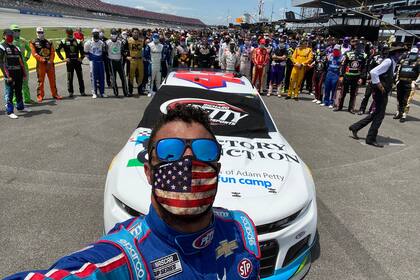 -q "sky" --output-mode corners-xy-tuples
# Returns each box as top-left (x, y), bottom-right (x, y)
(103, 0), (296, 25)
